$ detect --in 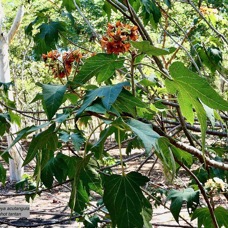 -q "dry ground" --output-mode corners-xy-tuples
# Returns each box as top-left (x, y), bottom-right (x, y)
(0, 148), (202, 228)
